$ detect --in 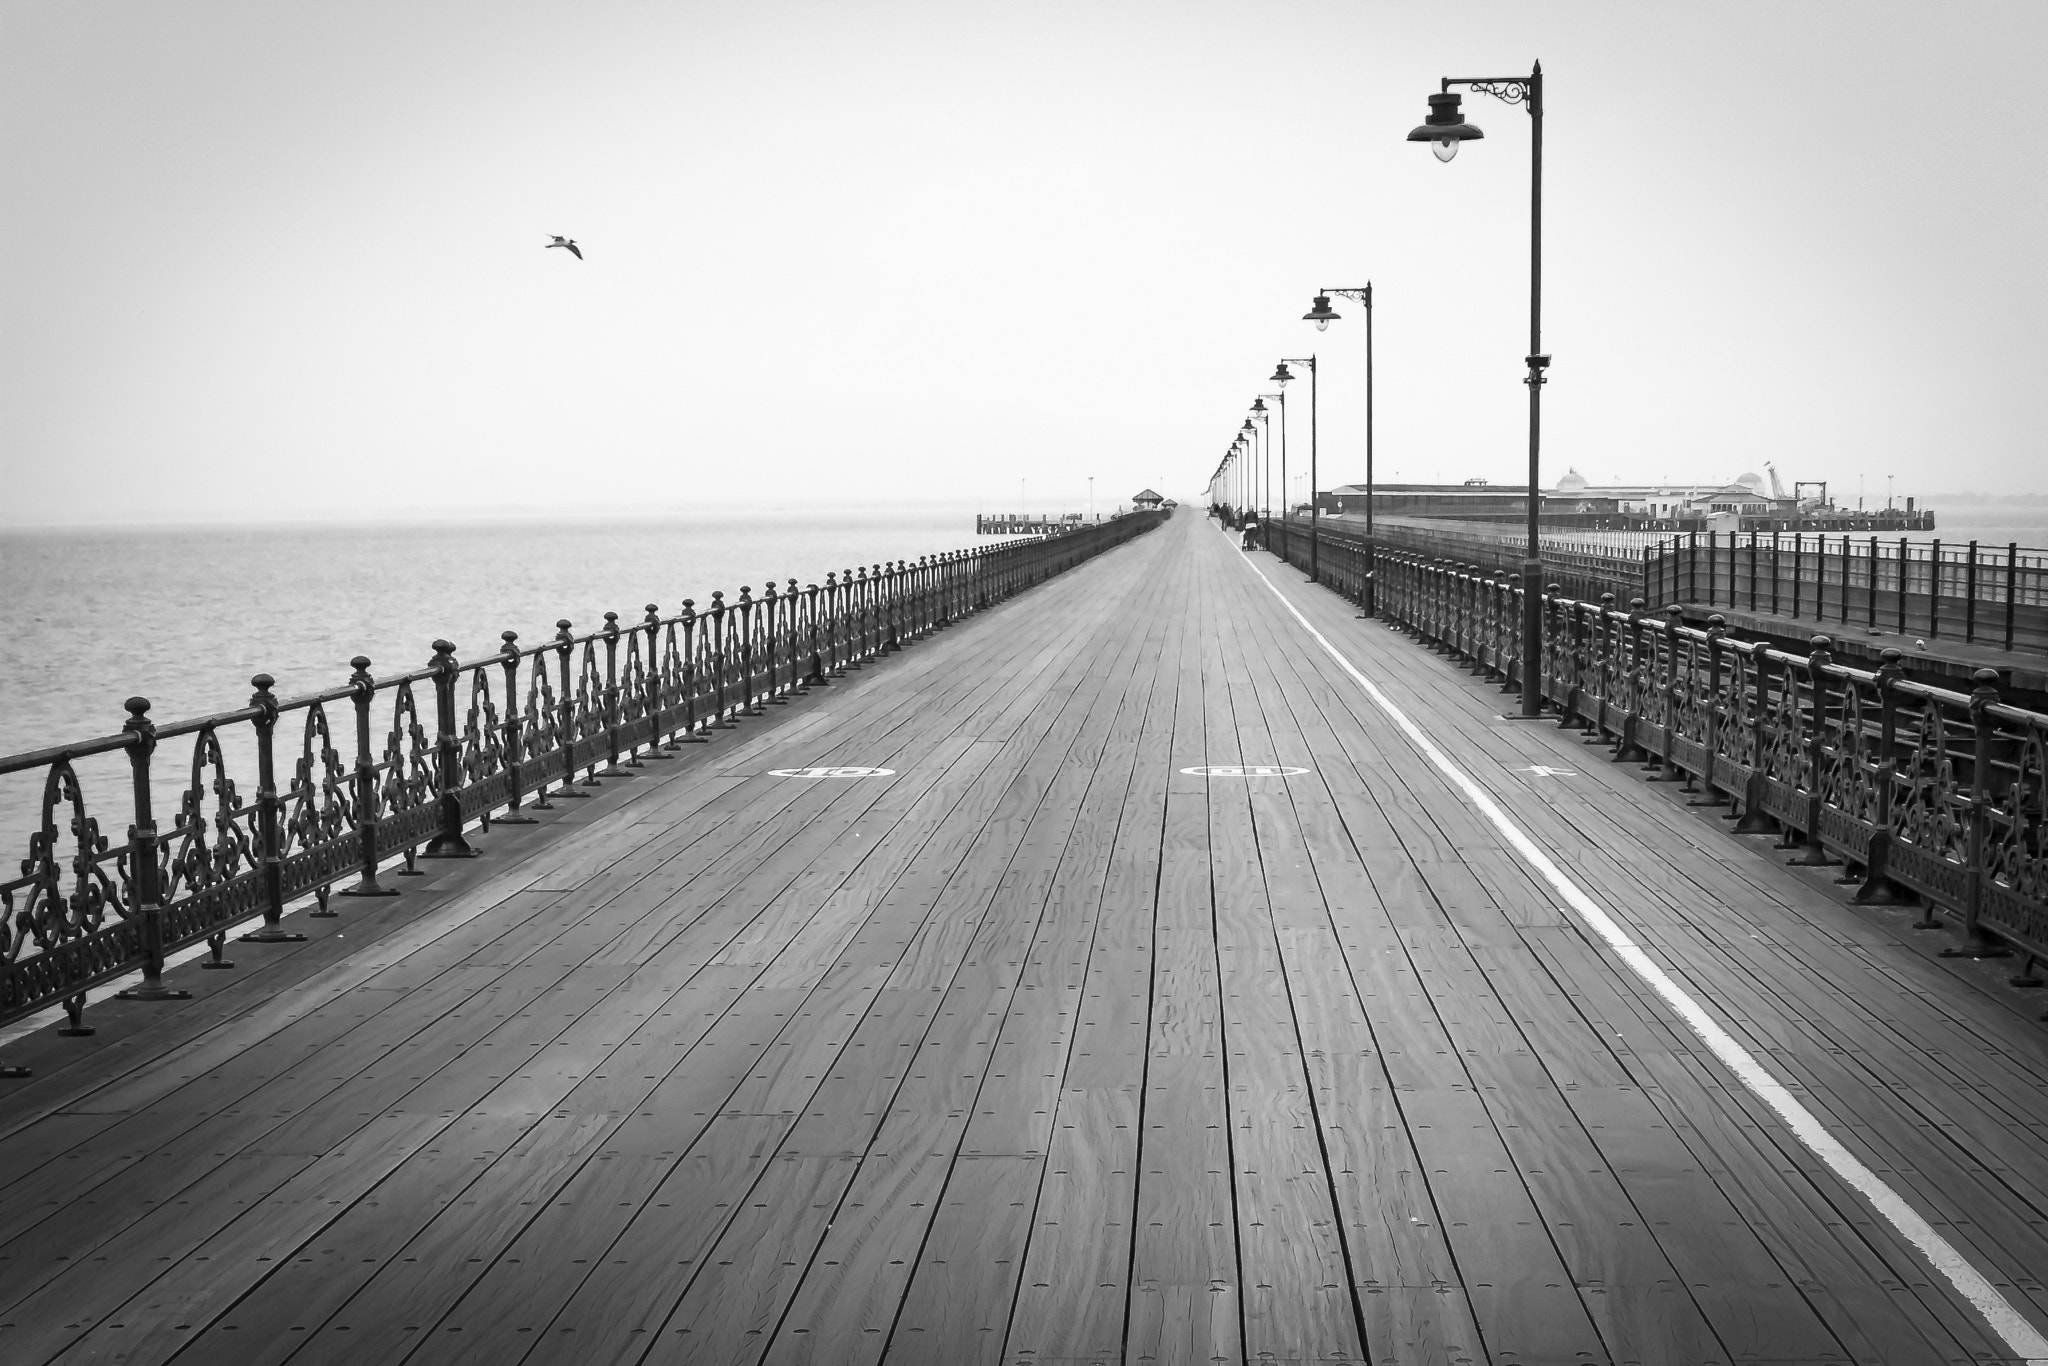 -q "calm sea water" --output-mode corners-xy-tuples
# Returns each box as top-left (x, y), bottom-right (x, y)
(0, 508), (1035, 846)
(1902, 505), (2048, 550)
